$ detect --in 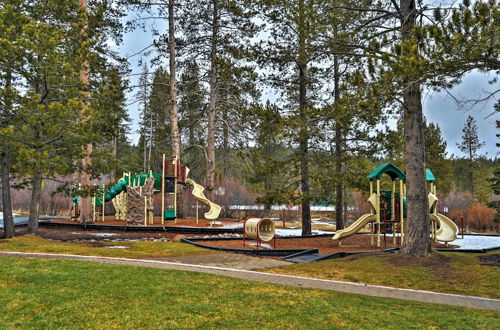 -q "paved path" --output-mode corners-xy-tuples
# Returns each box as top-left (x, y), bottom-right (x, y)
(1, 251), (499, 311)
(156, 253), (291, 270)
